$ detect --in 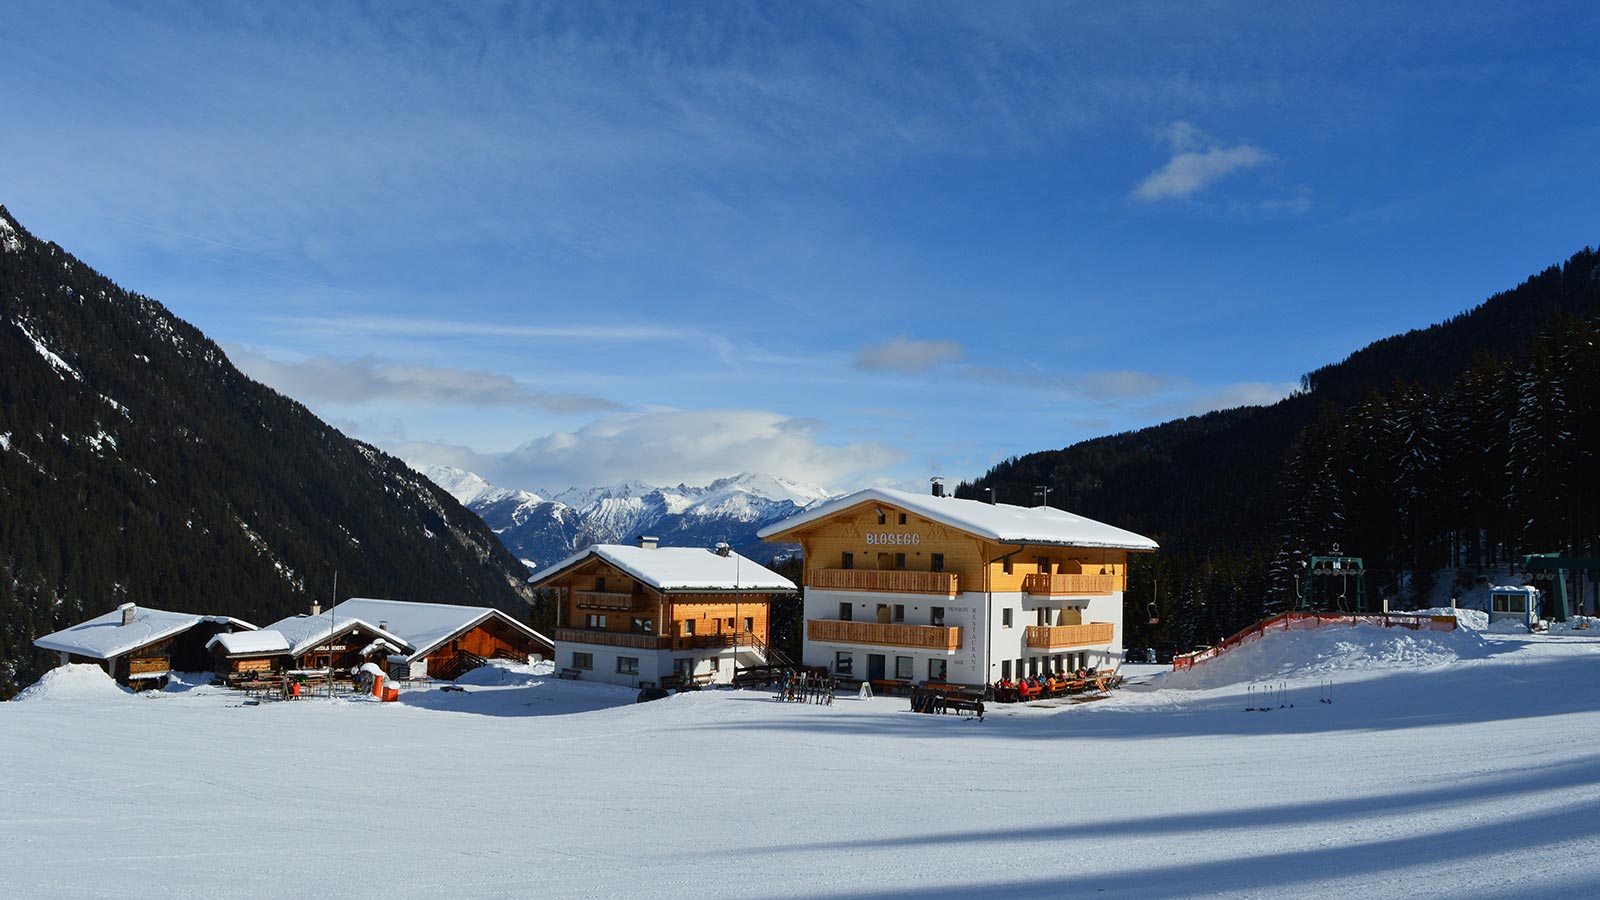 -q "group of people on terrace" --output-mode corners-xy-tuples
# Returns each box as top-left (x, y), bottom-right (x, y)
(992, 667), (1109, 703)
